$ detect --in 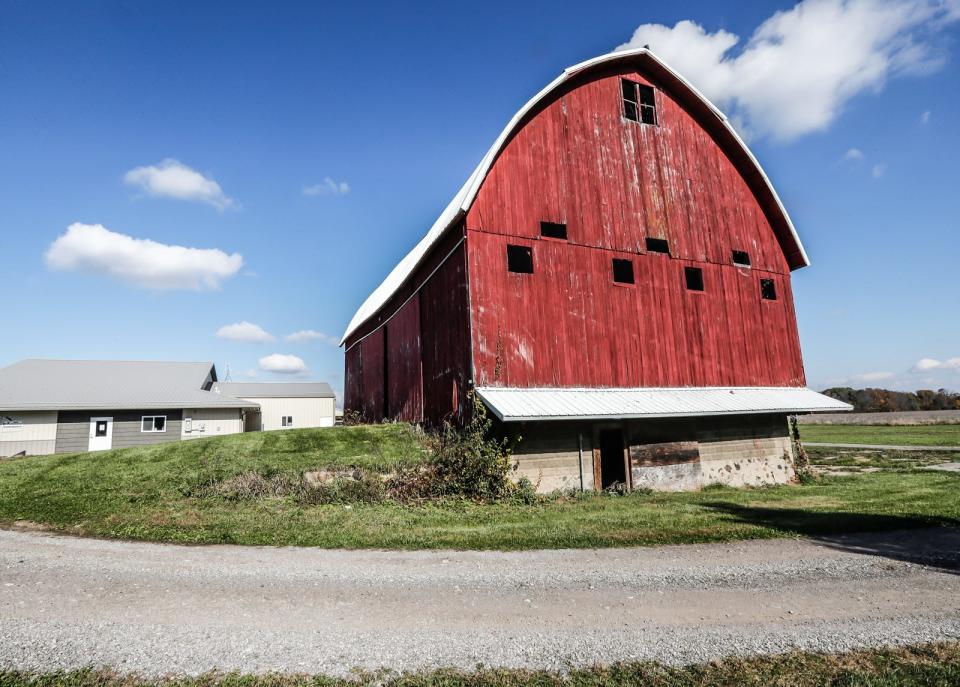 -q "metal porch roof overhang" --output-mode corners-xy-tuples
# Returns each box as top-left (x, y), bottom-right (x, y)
(475, 387), (853, 422)
(341, 47), (809, 345)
